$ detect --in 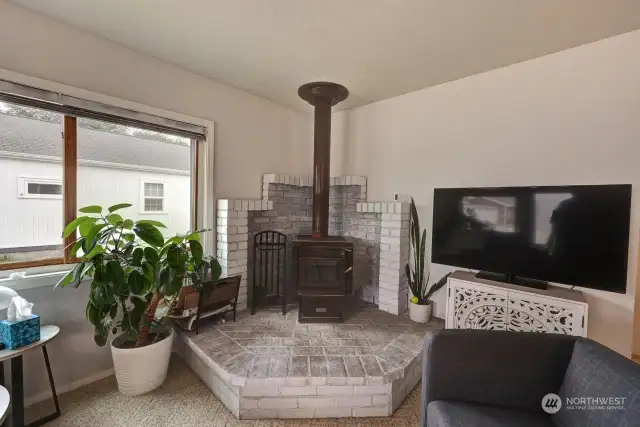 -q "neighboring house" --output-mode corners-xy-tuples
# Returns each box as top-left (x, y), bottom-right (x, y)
(462, 196), (516, 233)
(0, 112), (191, 263)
